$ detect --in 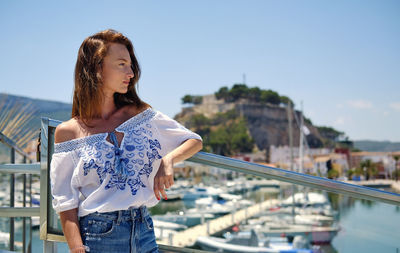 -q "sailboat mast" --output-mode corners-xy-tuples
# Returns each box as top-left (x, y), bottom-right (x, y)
(299, 101), (304, 174)
(287, 101), (296, 220)
(287, 101), (294, 172)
